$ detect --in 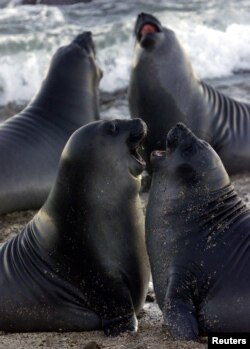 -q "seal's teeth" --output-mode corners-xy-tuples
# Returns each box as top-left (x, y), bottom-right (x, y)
(130, 148), (145, 166)
(152, 150), (166, 158)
